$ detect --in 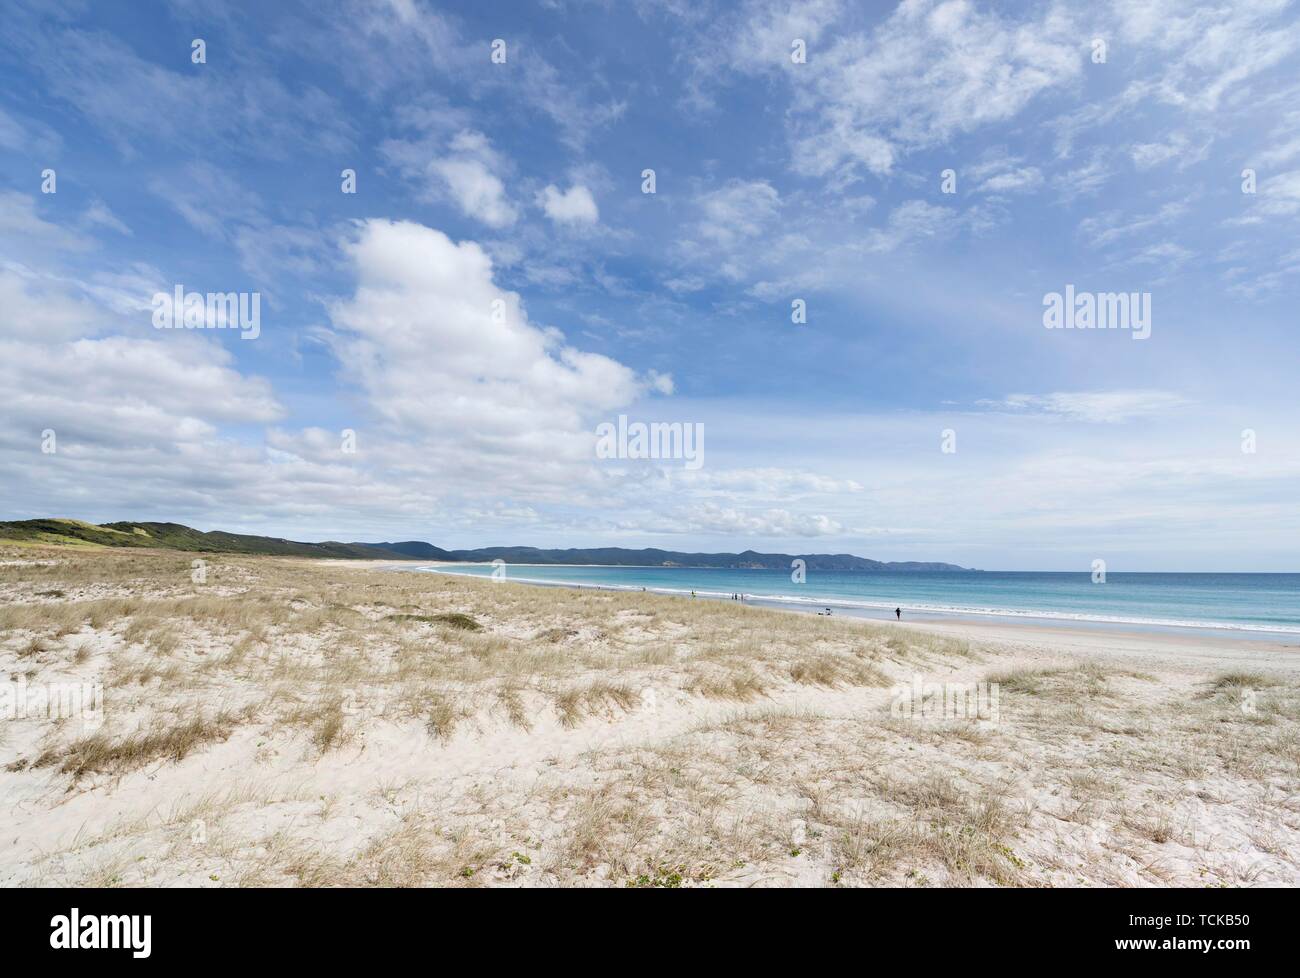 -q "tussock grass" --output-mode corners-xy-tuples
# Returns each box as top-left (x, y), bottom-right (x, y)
(35, 711), (240, 778)
(496, 683), (531, 730)
(685, 670), (766, 701)
(535, 626), (578, 643)
(789, 654), (890, 688)
(387, 612), (482, 631)
(828, 777), (1025, 886)
(310, 699), (347, 753)
(553, 682), (637, 727)
(985, 666), (1054, 694)
(423, 694), (461, 739)
(11, 545), (1295, 888)
(1212, 671), (1279, 692)
(986, 661), (1147, 699)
